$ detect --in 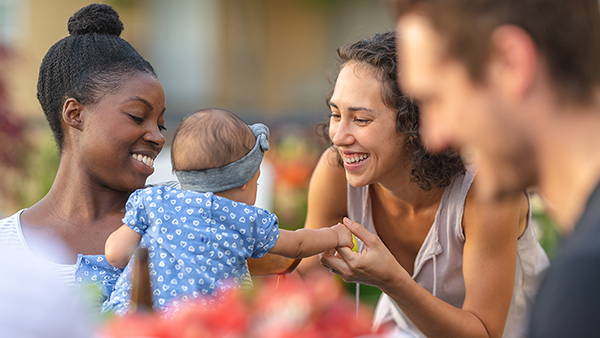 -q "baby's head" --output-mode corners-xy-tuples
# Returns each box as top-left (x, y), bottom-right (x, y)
(171, 109), (269, 205)
(172, 109), (255, 171)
